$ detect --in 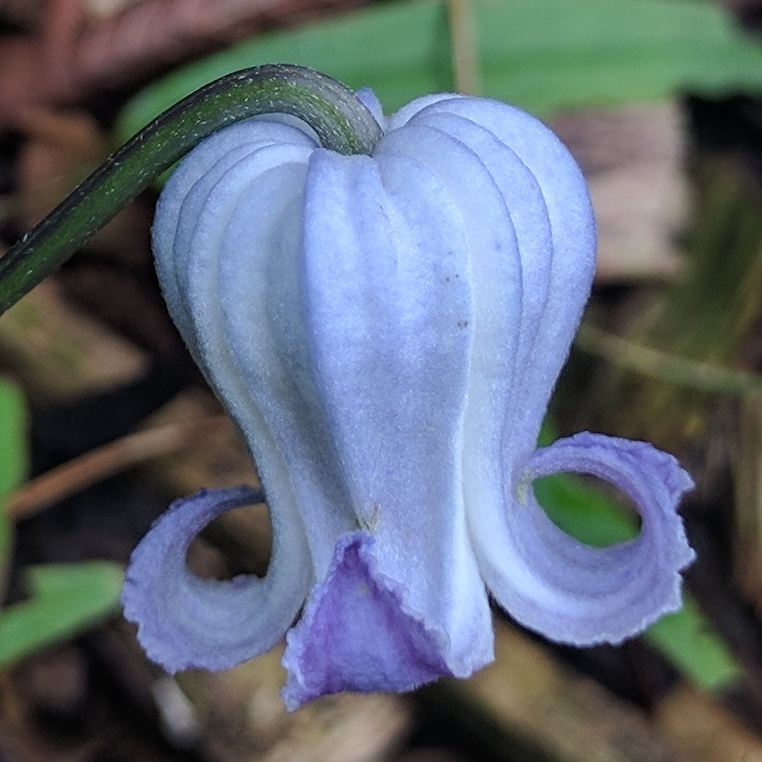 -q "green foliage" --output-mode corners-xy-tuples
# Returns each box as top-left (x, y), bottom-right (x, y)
(0, 562), (124, 668)
(0, 379), (28, 585)
(646, 599), (742, 690)
(0, 382), (123, 668)
(533, 473), (639, 548)
(118, 0), (762, 141)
